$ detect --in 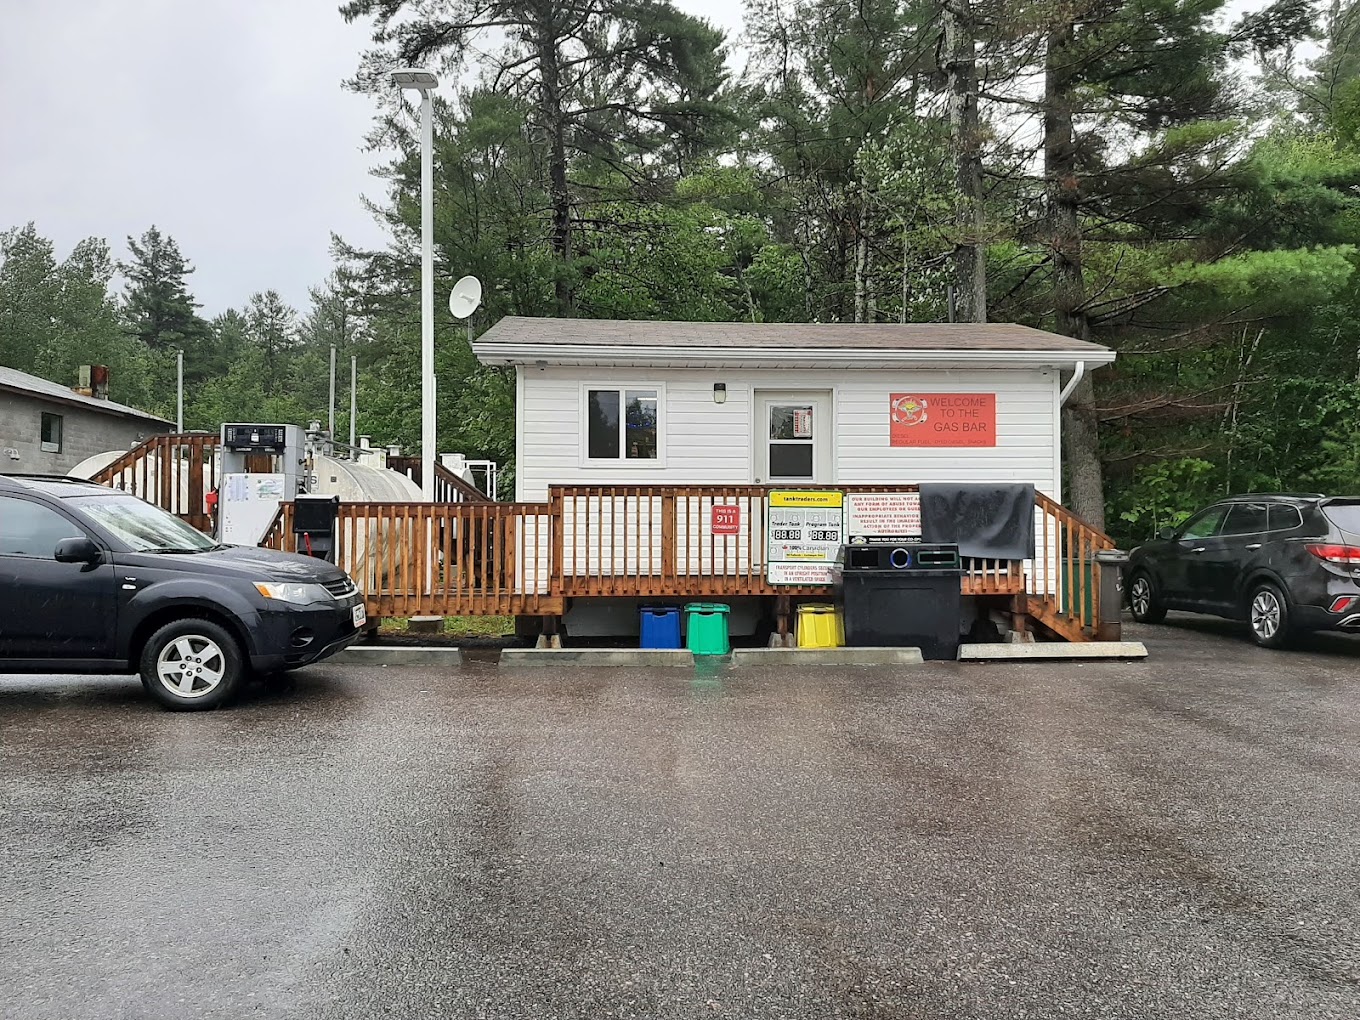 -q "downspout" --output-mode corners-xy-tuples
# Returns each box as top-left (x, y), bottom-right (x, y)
(1059, 361), (1086, 406)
